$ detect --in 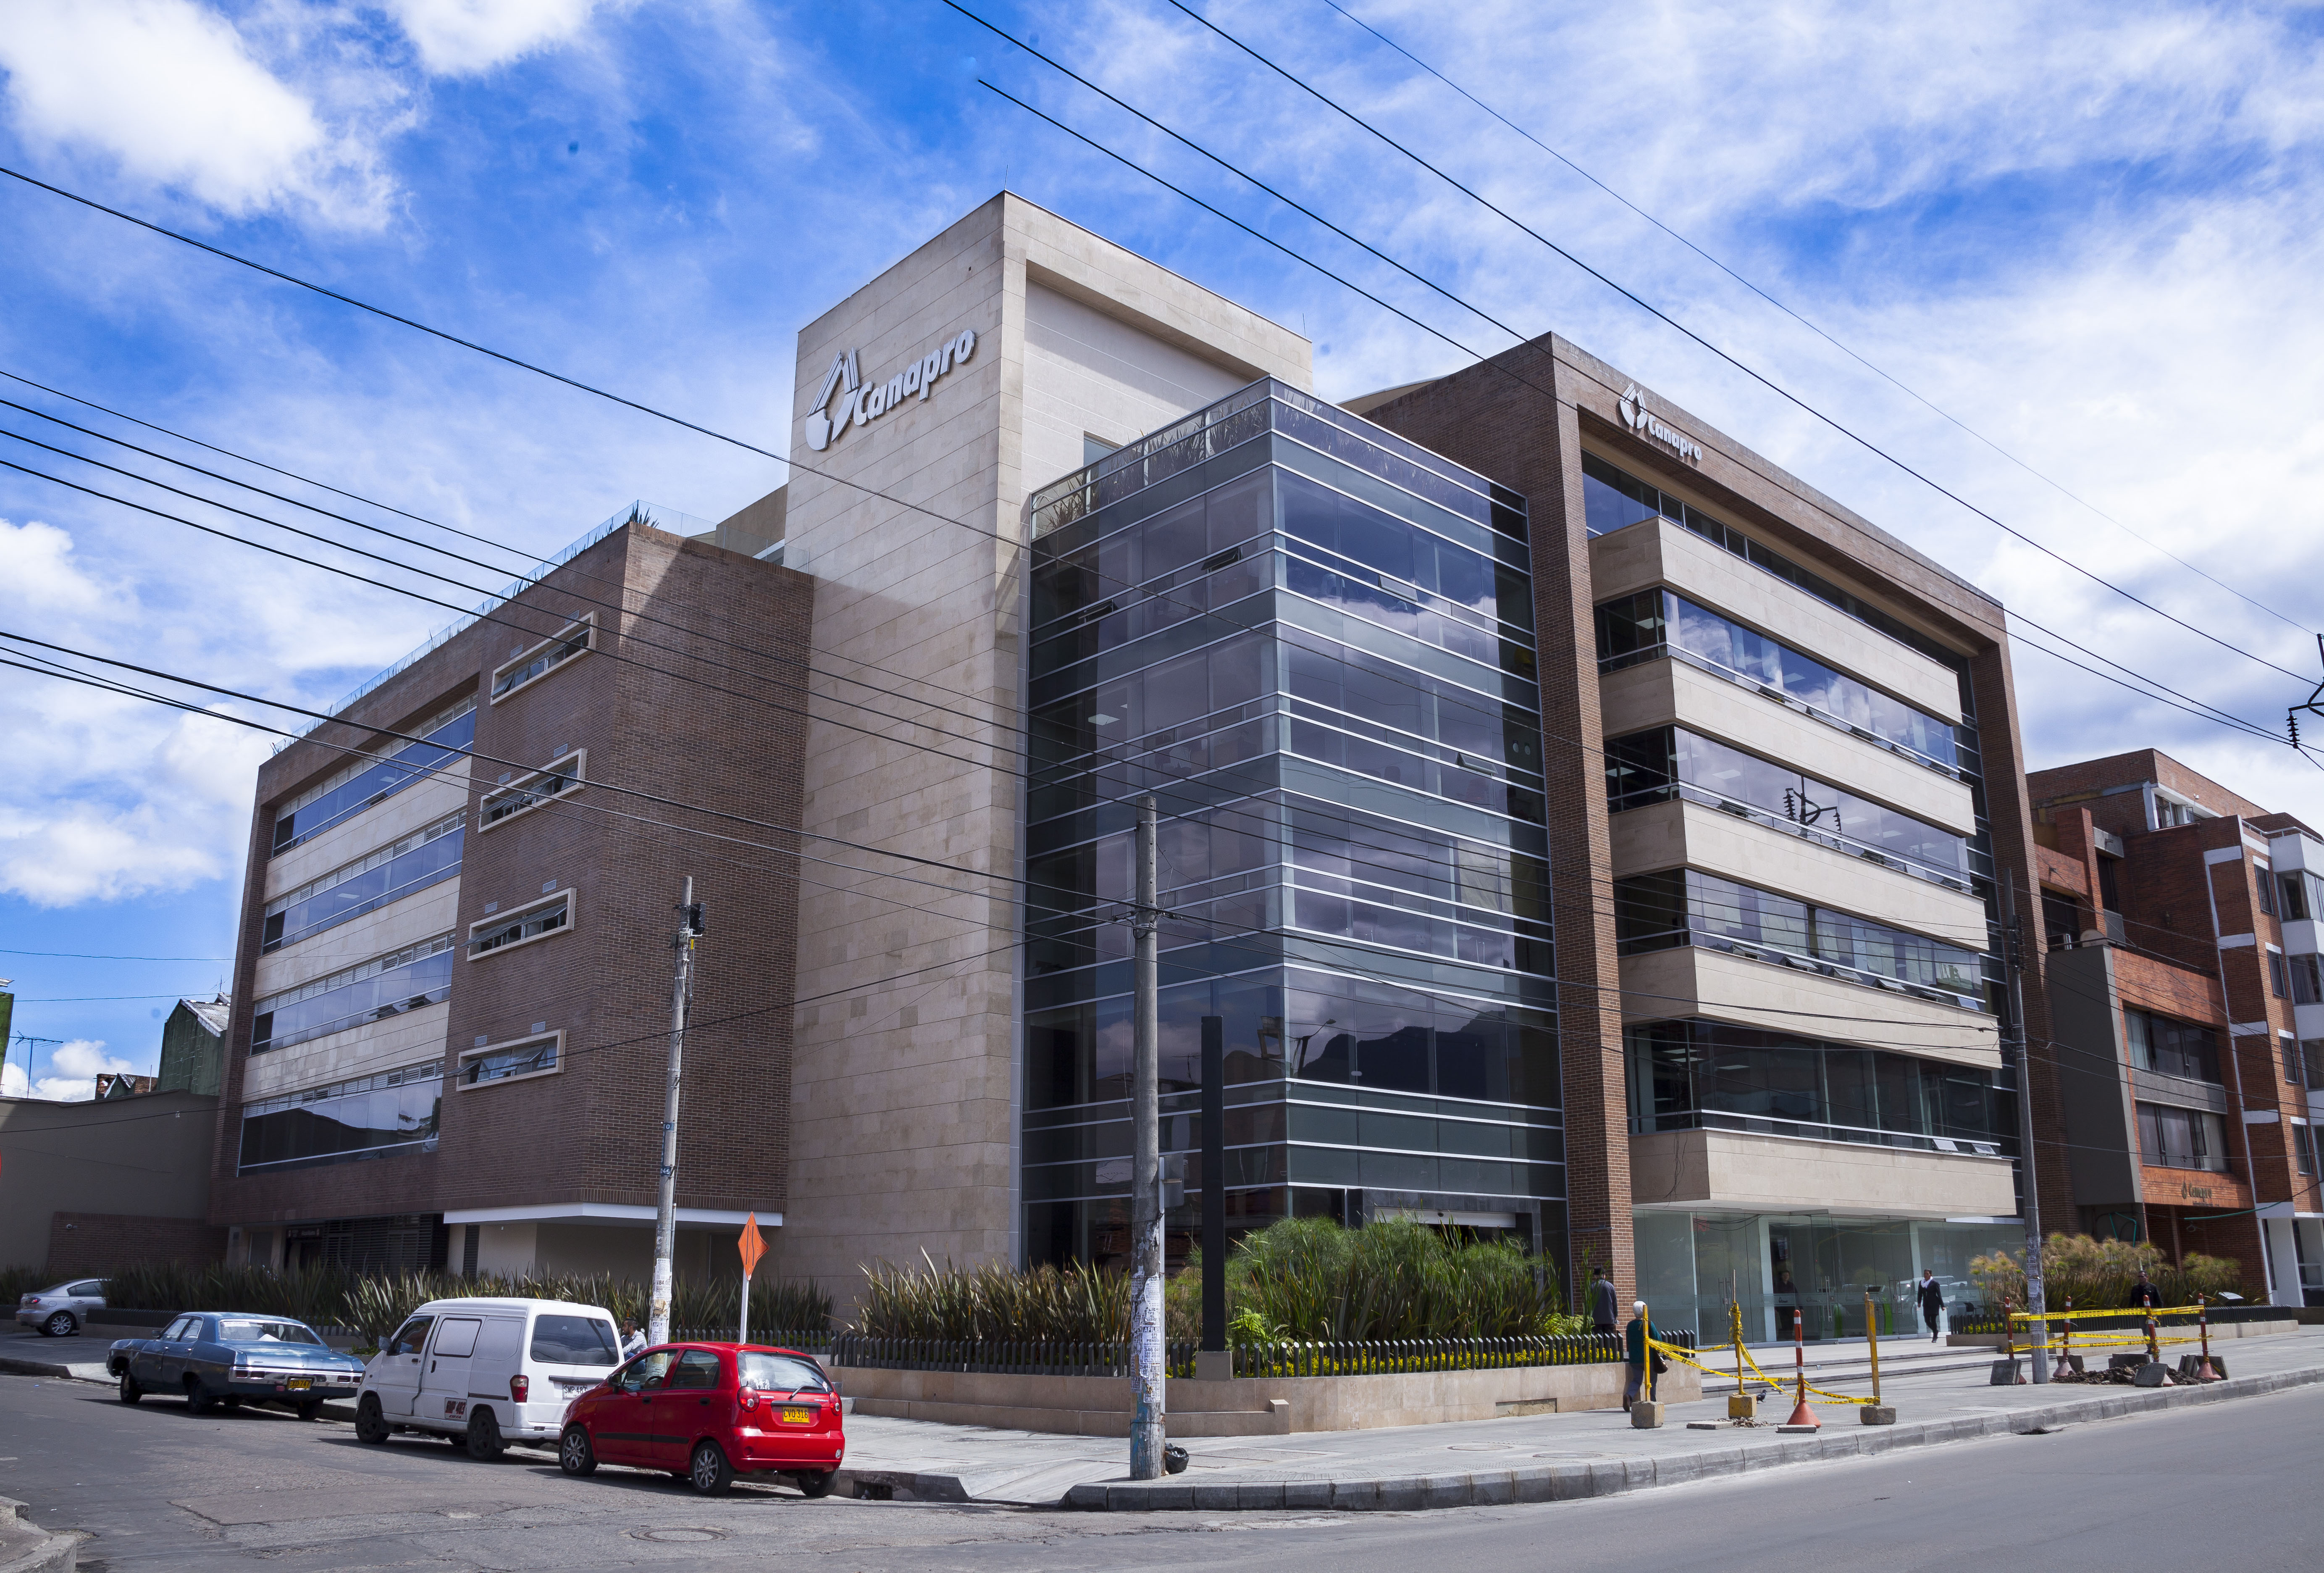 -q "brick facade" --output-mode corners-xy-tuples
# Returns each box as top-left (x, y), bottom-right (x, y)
(208, 523), (813, 1240)
(46, 1212), (228, 1278)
